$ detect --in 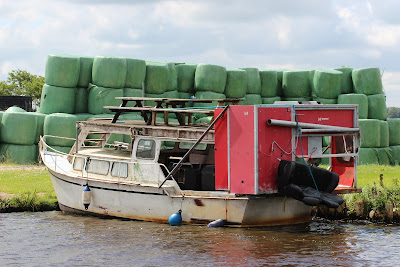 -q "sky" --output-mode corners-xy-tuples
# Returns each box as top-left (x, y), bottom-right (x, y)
(1, 0), (400, 106)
